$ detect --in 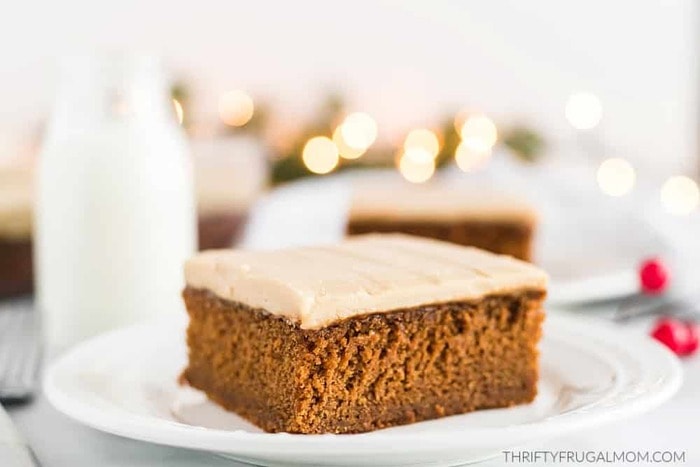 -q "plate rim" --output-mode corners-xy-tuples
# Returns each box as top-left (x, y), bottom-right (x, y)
(44, 313), (683, 456)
